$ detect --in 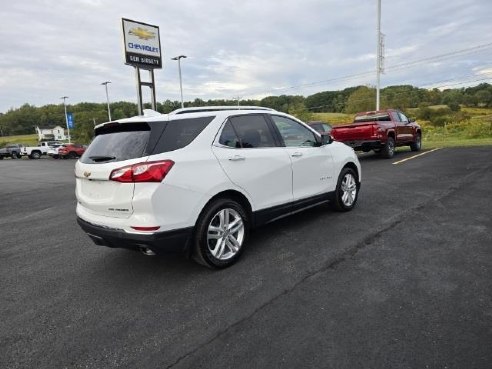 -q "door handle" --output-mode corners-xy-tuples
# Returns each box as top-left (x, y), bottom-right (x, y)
(291, 152), (303, 157)
(228, 155), (245, 161)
